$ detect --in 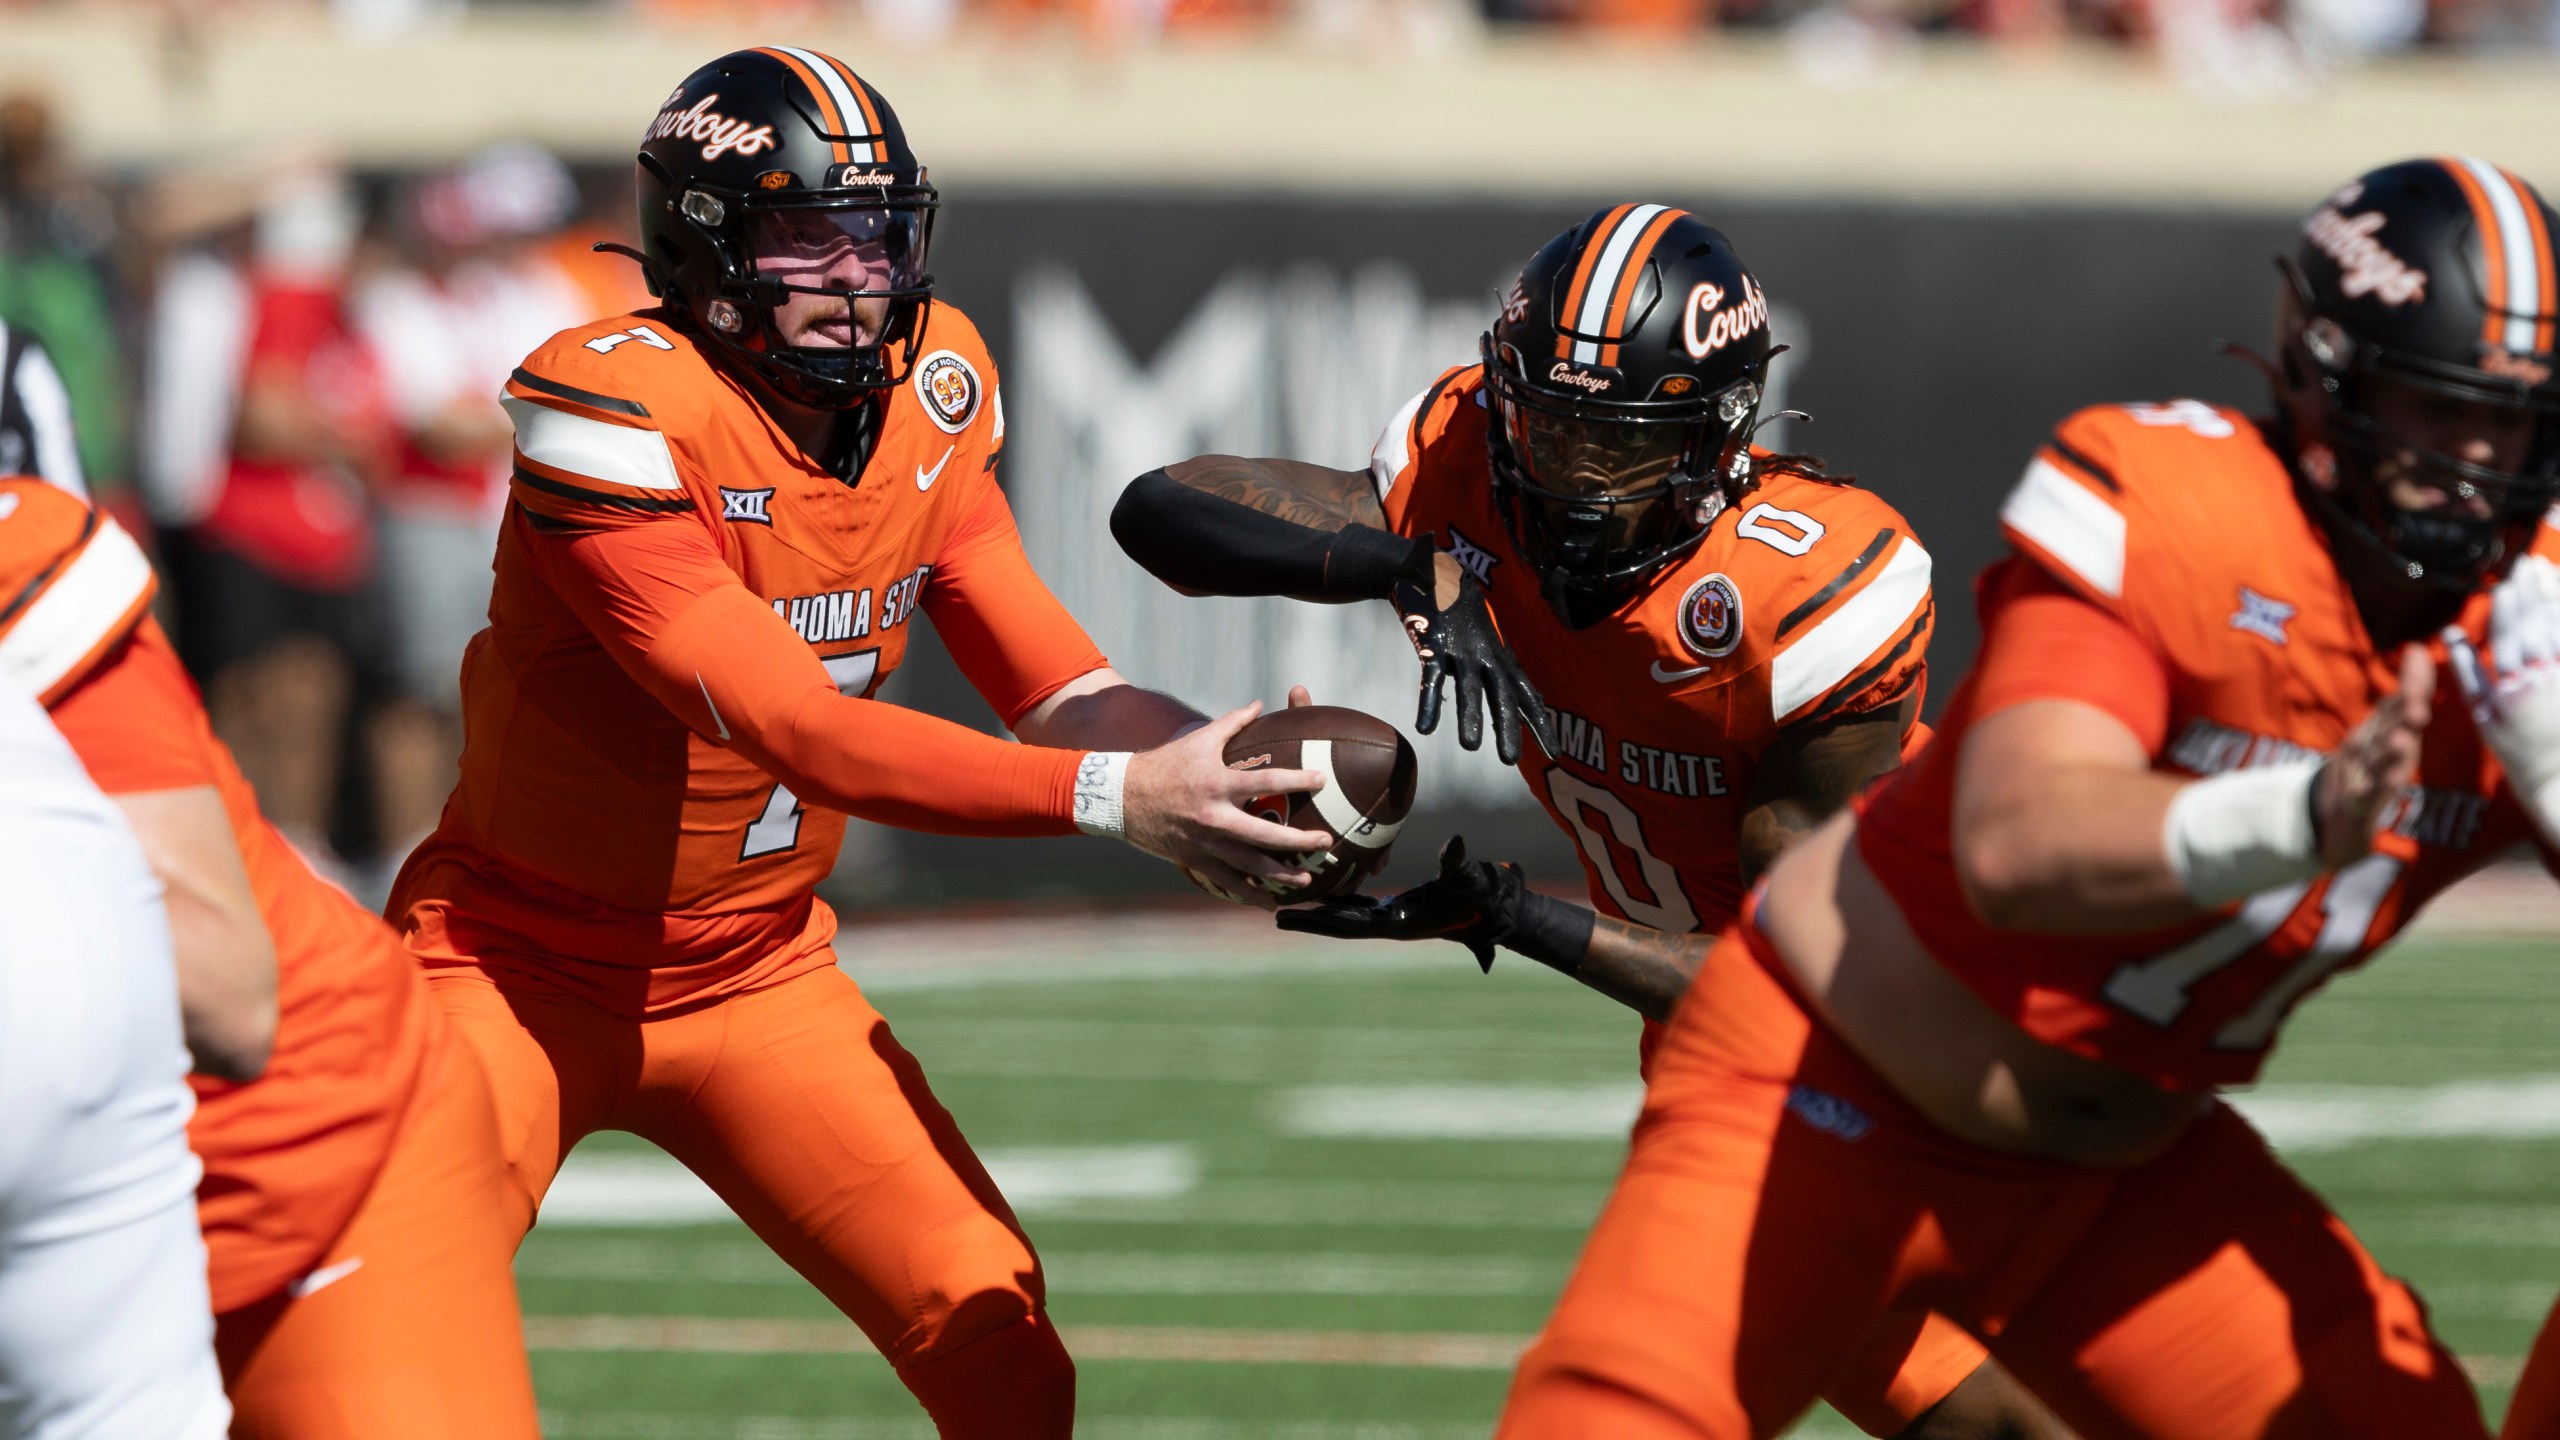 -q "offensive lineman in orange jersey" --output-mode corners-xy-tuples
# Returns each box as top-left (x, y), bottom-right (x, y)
(1478, 159), (2560, 1440)
(0, 477), (539, 1437)
(1112, 207), (2069, 1439)
(384, 48), (1342, 1438)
